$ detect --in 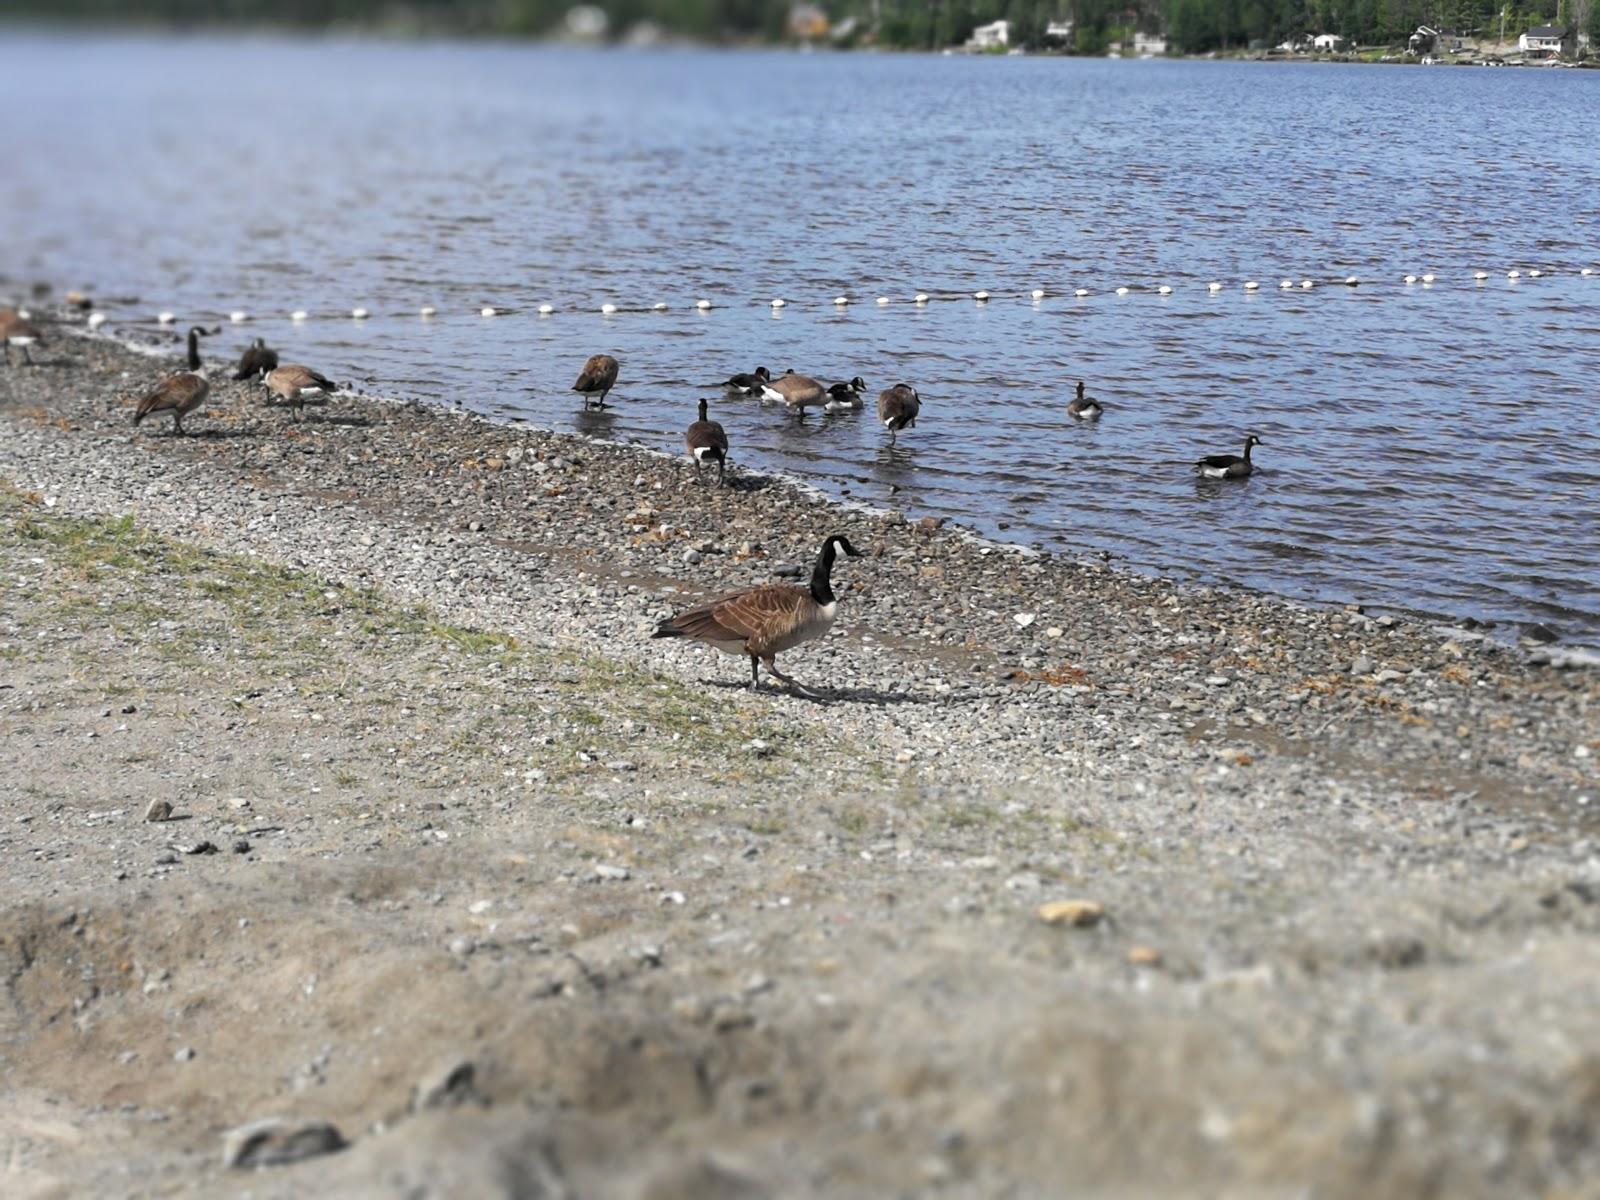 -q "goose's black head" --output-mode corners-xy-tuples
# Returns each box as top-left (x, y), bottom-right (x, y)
(1076, 380), (1085, 397)
(755, 366), (771, 381)
(849, 376), (866, 393)
(1245, 434), (1262, 448)
(810, 534), (862, 604)
(696, 397), (709, 420)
